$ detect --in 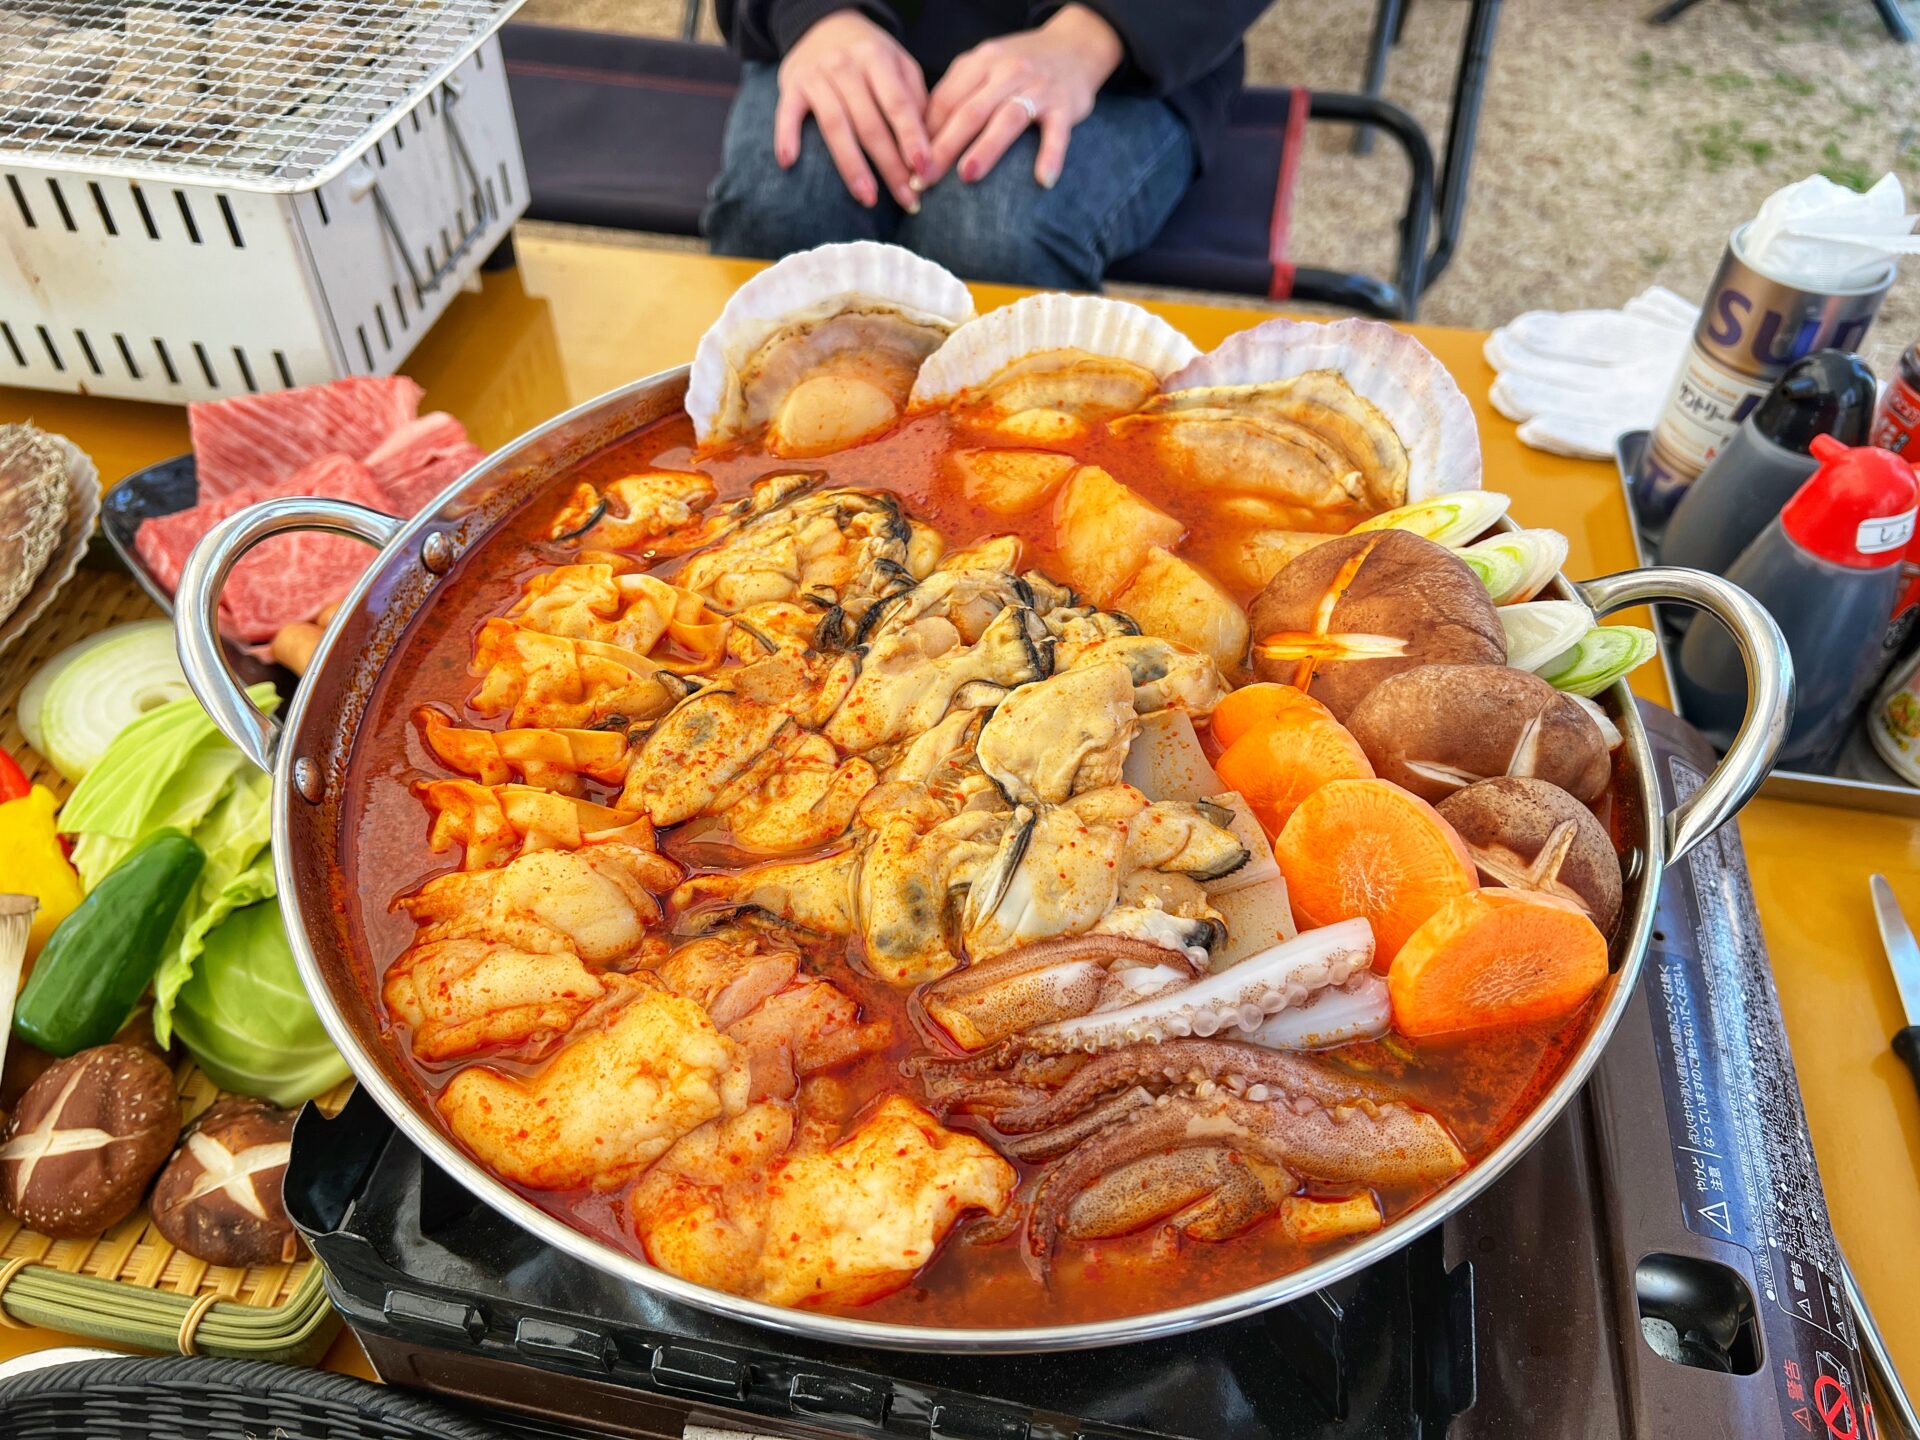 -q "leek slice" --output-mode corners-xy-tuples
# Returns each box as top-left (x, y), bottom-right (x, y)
(1458, 528), (1570, 604)
(1499, 600), (1595, 674)
(1348, 491), (1511, 548)
(1538, 627), (1660, 697)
